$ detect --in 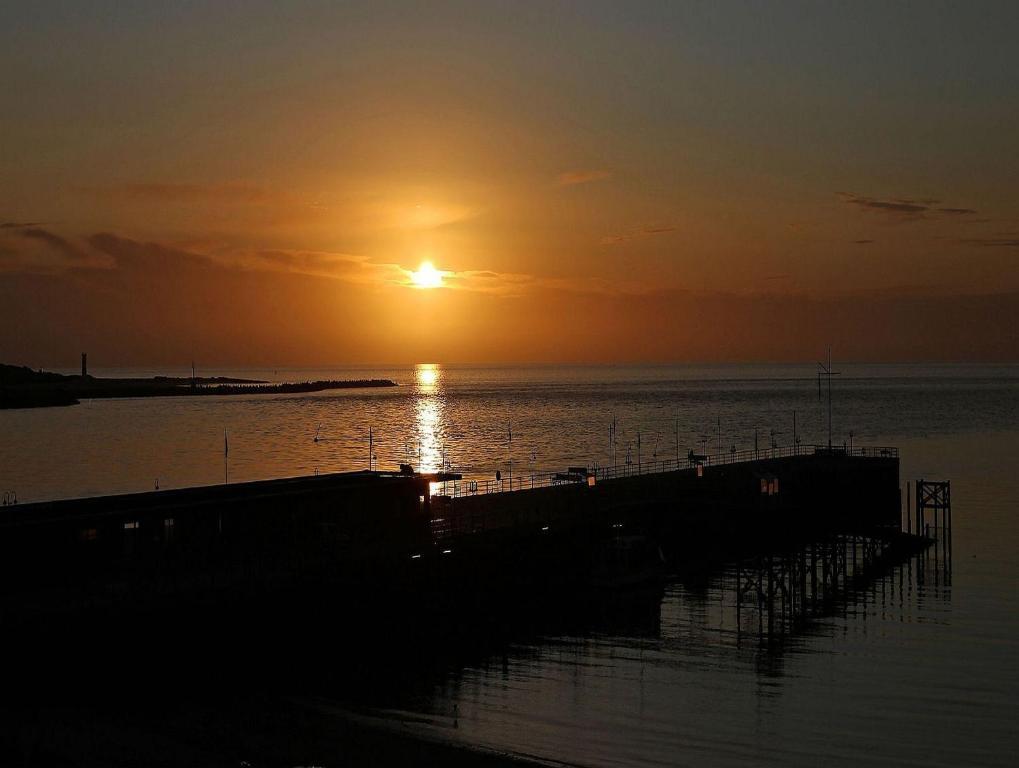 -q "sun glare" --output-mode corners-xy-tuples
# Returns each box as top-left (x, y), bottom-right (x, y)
(411, 261), (444, 289)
